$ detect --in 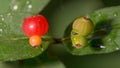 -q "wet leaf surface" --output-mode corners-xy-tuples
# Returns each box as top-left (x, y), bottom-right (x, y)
(0, 0), (50, 61)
